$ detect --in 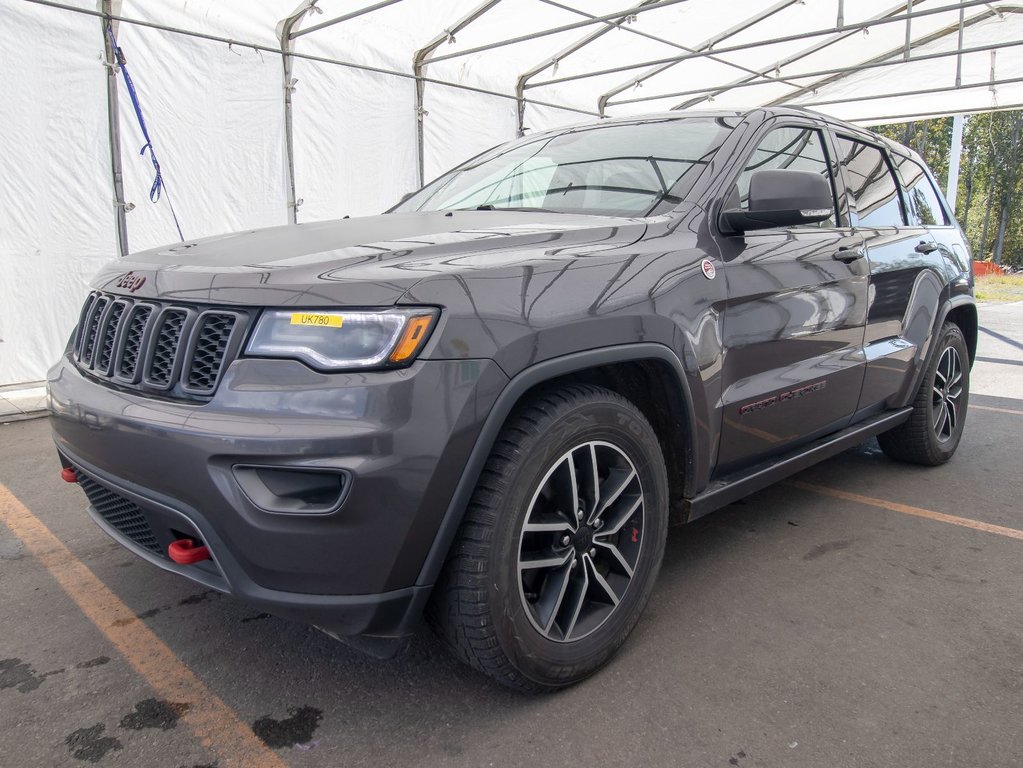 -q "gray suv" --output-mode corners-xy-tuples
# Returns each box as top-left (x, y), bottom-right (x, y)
(50, 107), (975, 691)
